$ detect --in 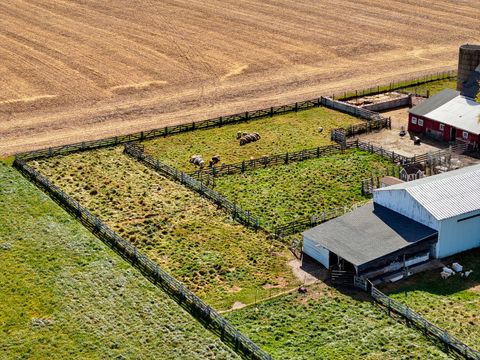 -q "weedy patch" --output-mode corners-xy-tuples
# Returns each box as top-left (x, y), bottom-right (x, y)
(226, 284), (449, 359)
(143, 106), (362, 171)
(31, 148), (299, 310)
(0, 163), (238, 359)
(213, 149), (392, 228)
